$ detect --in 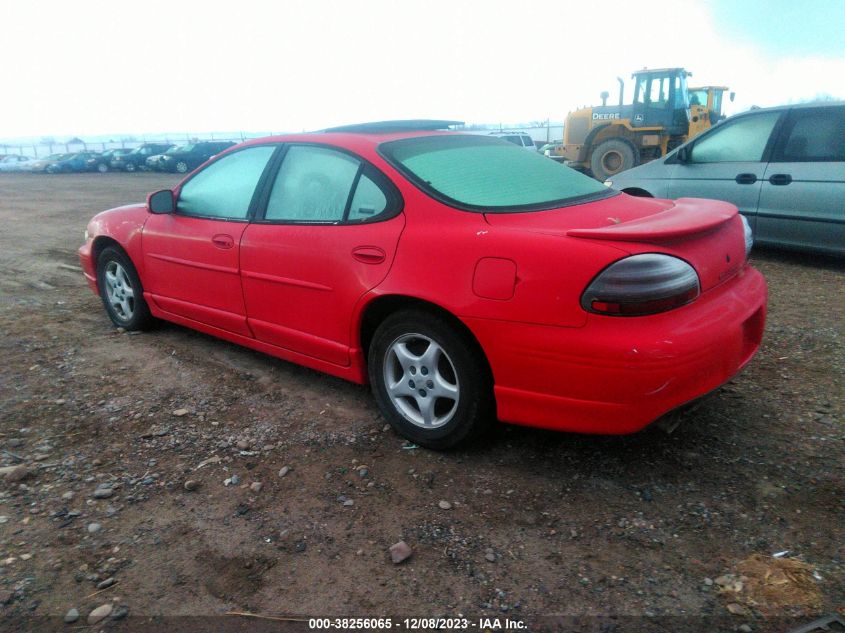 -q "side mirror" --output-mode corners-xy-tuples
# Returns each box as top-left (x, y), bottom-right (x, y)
(729, 91), (736, 102)
(148, 189), (174, 214)
(677, 145), (691, 163)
